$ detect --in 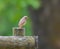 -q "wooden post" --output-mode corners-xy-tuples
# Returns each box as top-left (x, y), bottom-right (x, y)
(0, 27), (38, 49)
(13, 27), (25, 36)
